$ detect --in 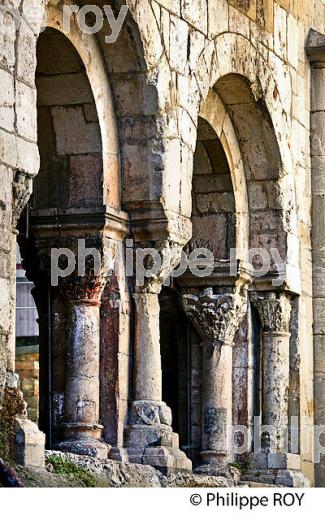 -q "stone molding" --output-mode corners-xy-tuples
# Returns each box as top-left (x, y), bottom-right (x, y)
(130, 401), (172, 427)
(306, 29), (325, 64)
(12, 171), (33, 231)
